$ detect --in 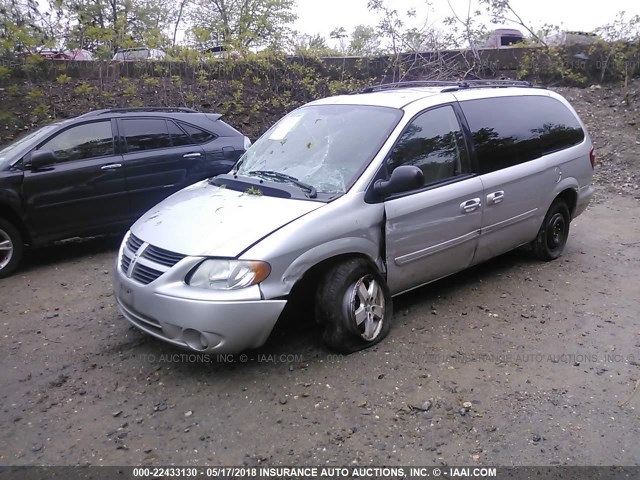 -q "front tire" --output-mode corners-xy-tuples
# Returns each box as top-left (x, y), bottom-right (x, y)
(0, 218), (23, 279)
(532, 199), (570, 261)
(316, 258), (392, 353)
